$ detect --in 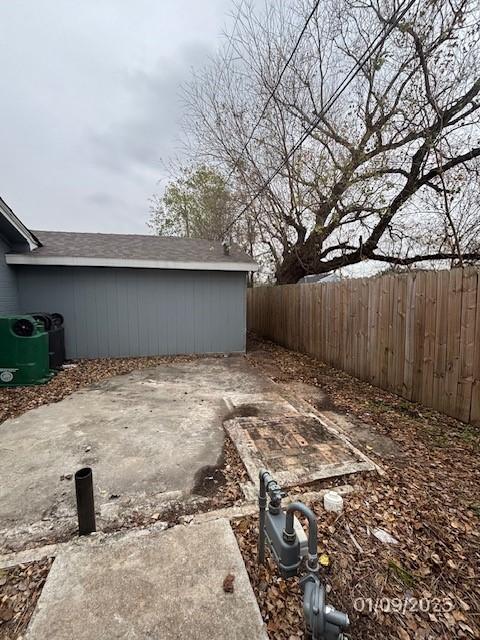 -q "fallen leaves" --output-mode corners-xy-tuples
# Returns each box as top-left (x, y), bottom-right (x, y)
(319, 553), (330, 567)
(235, 336), (480, 639)
(1, 339), (479, 639)
(0, 558), (53, 640)
(0, 608), (13, 623)
(223, 573), (235, 593)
